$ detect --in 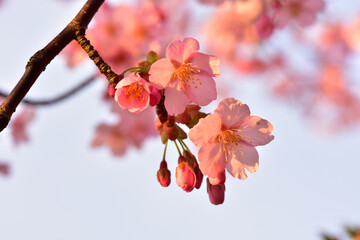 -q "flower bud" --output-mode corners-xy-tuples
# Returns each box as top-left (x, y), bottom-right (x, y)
(157, 160), (171, 187)
(107, 84), (116, 97)
(207, 178), (225, 205)
(194, 167), (203, 189)
(183, 150), (203, 189)
(176, 156), (196, 192)
(149, 85), (161, 106)
(208, 170), (226, 185)
(163, 124), (179, 140)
